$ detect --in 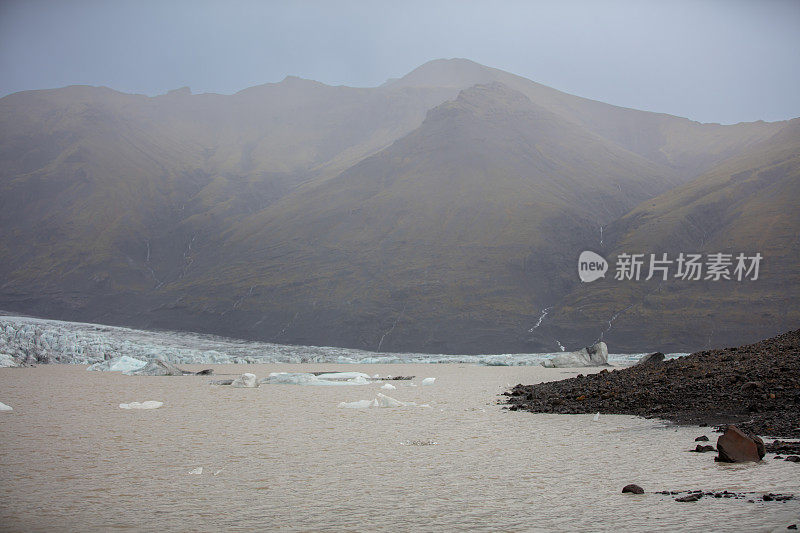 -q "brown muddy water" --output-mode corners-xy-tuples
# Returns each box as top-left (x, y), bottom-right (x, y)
(1, 364), (798, 532)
